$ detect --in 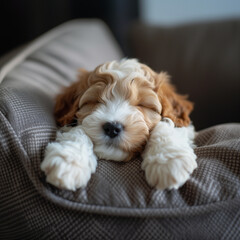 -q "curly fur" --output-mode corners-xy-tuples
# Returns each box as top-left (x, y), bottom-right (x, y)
(41, 59), (197, 191)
